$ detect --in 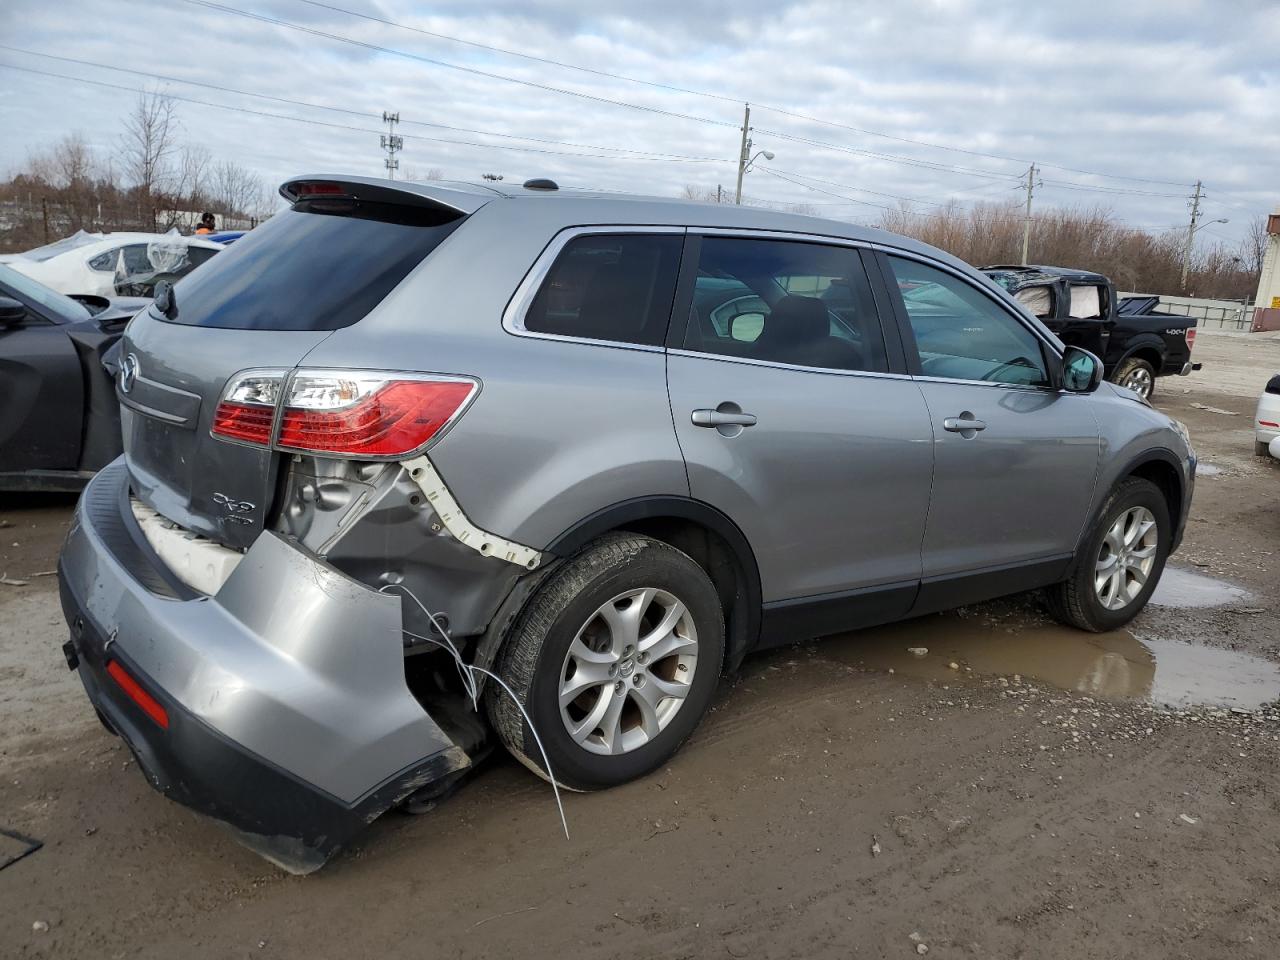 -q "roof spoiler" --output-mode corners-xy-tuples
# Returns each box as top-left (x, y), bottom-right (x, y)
(279, 175), (494, 216)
